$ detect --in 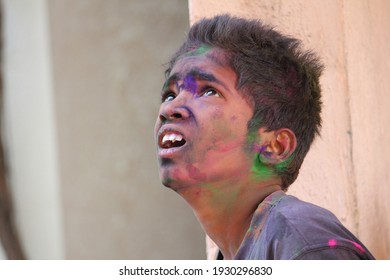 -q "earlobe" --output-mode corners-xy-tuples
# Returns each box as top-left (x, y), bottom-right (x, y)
(258, 128), (297, 164)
